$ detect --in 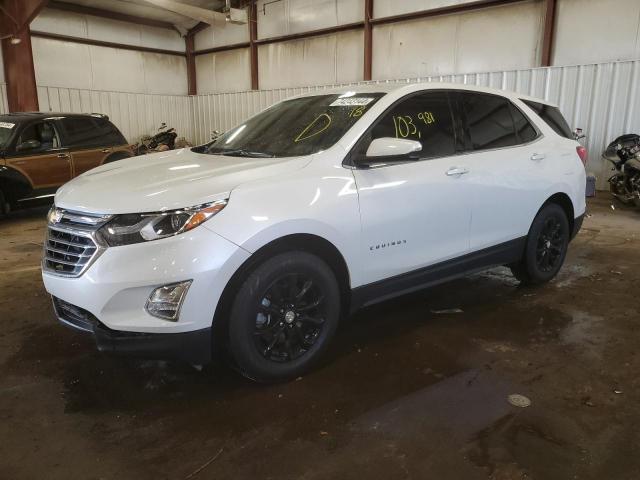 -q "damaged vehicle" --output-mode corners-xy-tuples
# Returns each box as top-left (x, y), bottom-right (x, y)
(42, 84), (586, 382)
